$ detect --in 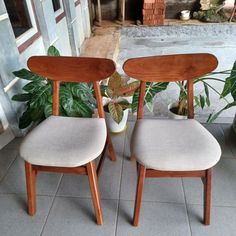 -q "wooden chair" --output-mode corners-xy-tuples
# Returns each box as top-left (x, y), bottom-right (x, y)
(123, 54), (222, 226)
(20, 56), (117, 225)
